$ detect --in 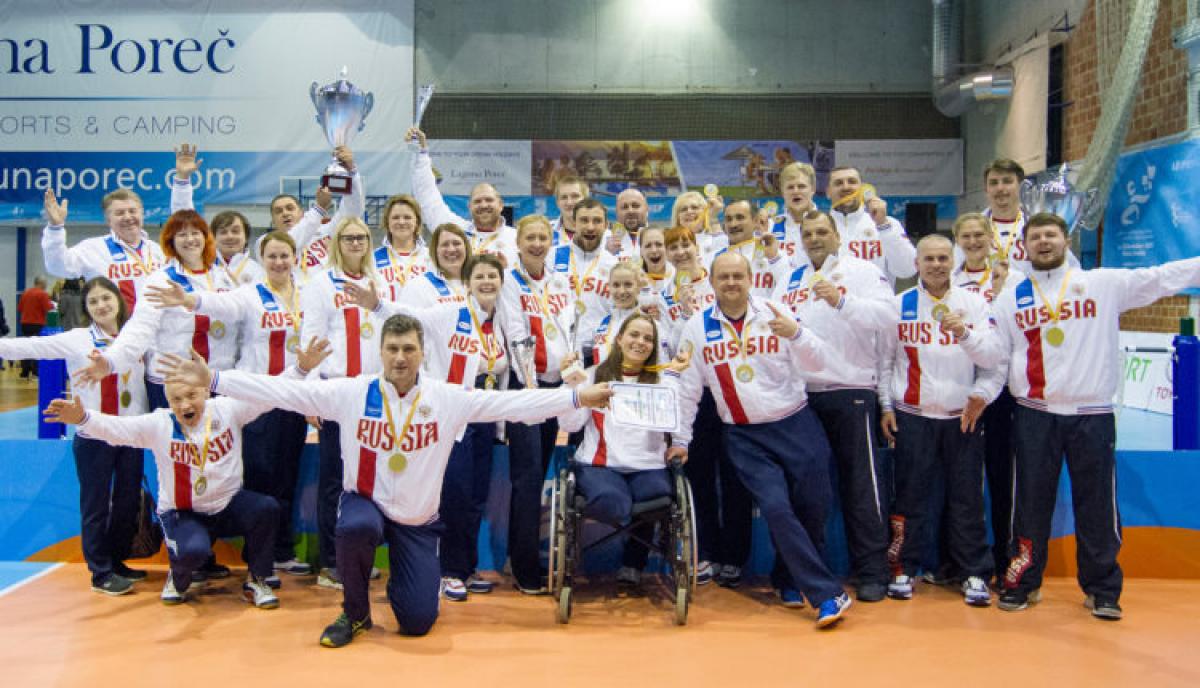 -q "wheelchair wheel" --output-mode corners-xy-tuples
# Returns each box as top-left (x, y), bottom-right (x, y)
(556, 586), (573, 624)
(674, 586), (689, 626)
(673, 468), (699, 595)
(549, 467), (572, 595)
